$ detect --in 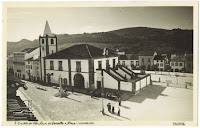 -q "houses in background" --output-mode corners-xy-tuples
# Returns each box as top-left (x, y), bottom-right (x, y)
(153, 54), (169, 71)
(118, 54), (139, 70)
(8, 21), (193, 88)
